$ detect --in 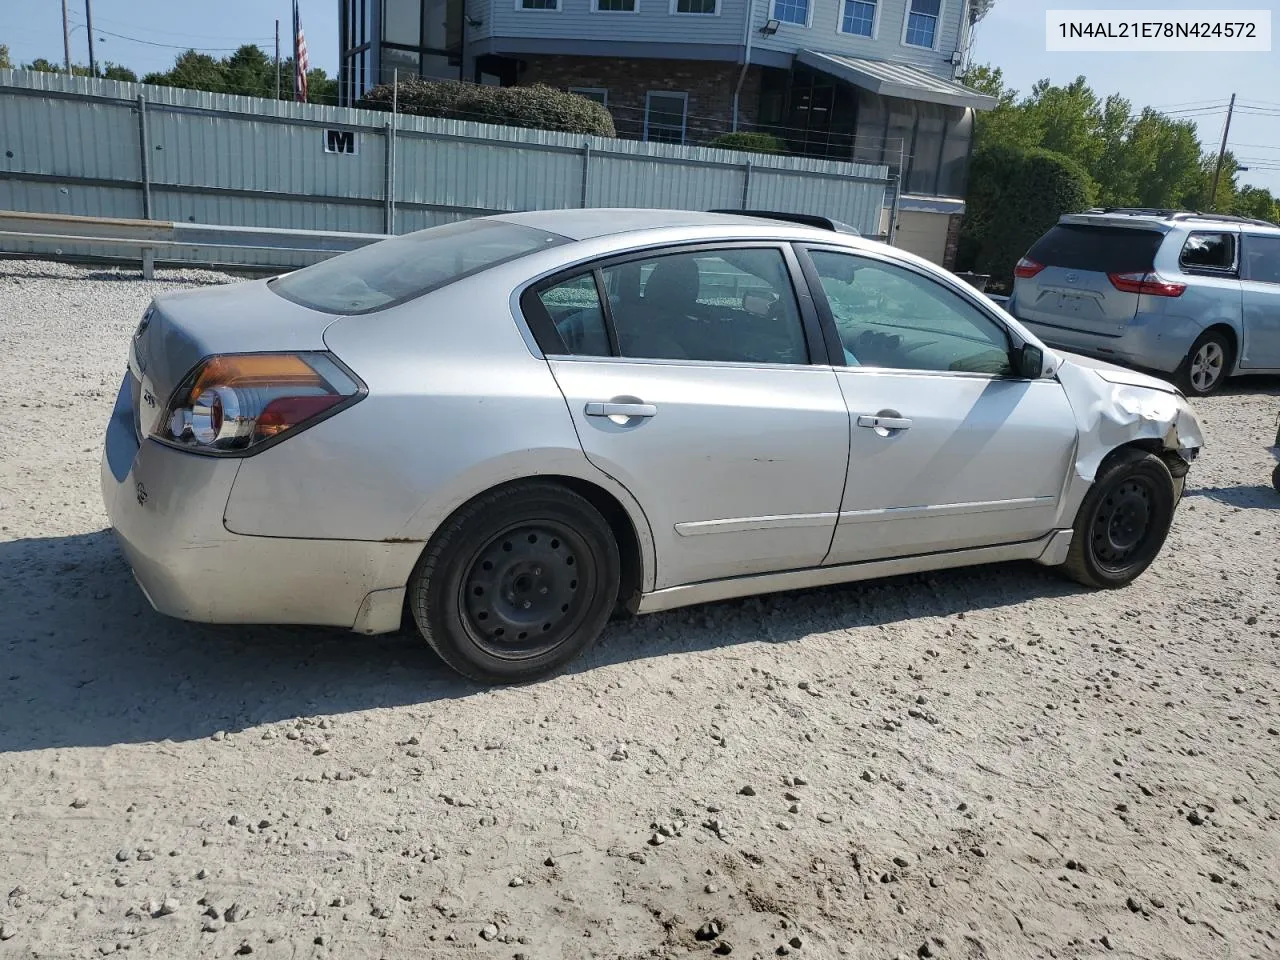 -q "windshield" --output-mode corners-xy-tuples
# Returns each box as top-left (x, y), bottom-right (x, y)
(269, 219), (569, 314)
